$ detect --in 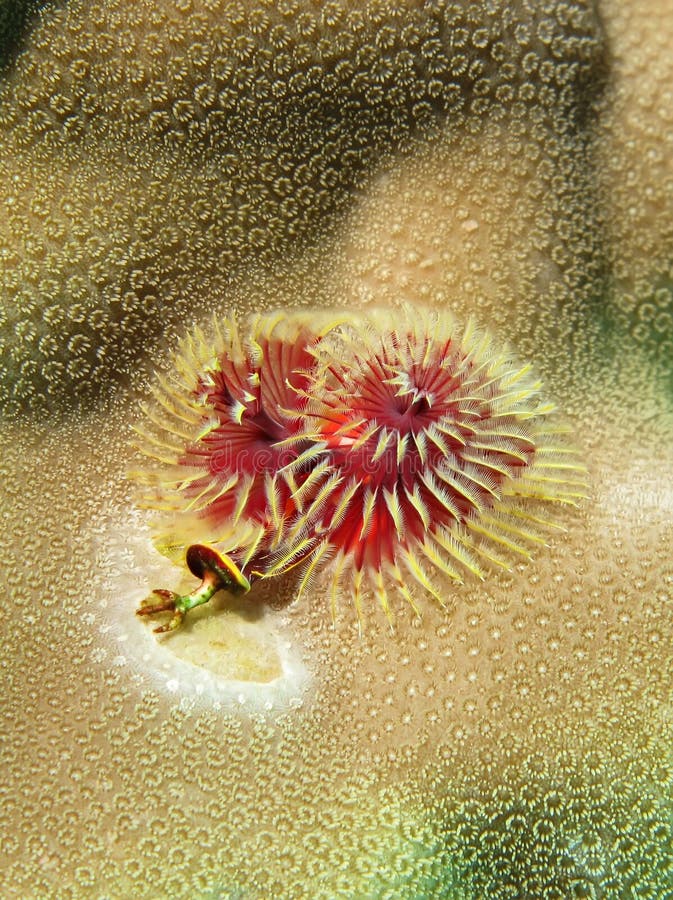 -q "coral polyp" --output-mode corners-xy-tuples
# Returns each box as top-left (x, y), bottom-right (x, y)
(277, 306), (588, 621)
(133, 307), (587, 631)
